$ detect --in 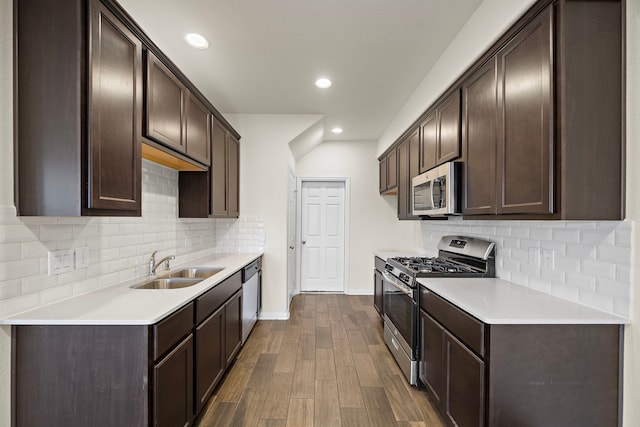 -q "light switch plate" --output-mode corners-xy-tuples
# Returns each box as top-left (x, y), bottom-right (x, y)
(75, 246), (90, 269)
(48, 249), (74, 275)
